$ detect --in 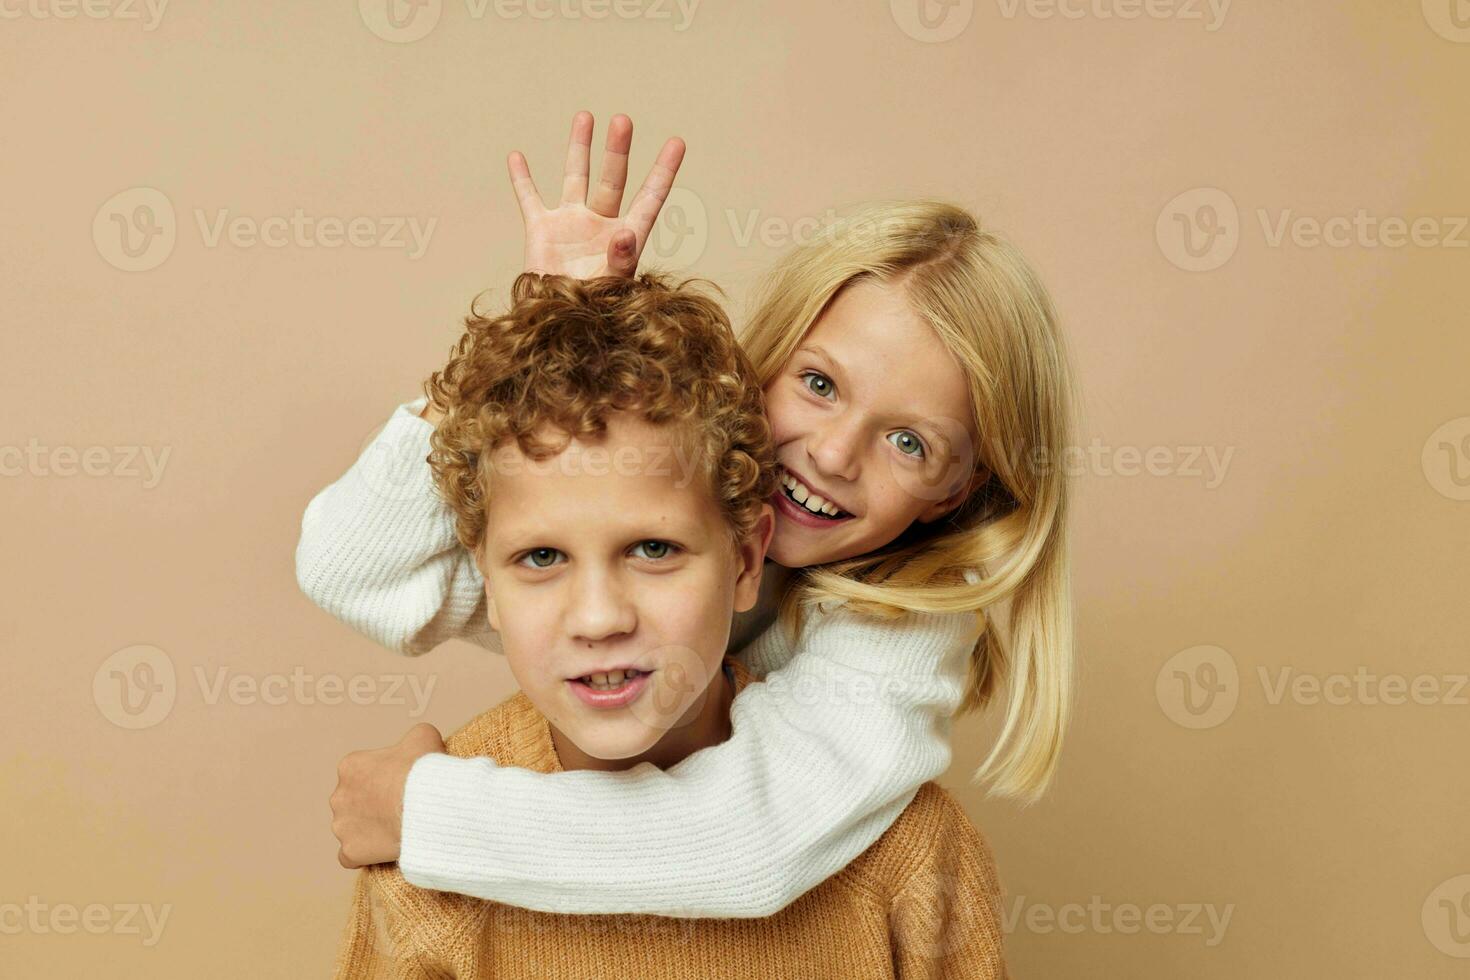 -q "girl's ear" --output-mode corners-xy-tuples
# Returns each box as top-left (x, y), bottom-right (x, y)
(916, 466), (991, 525)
